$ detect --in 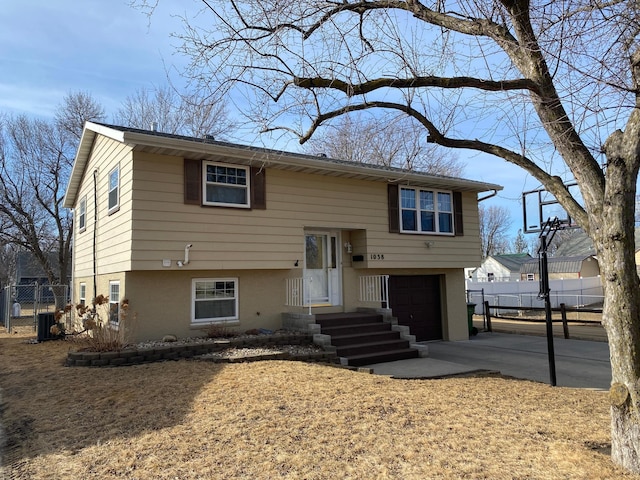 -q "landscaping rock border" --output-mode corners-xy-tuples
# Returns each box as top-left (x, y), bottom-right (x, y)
(65, 333), (338, 367)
